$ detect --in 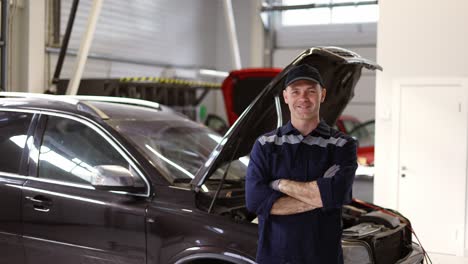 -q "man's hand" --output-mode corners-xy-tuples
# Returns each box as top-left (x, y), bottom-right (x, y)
(277, 180), (324, 208)
(324, 164), (340, 178)
(270, 196), (318, 215)
(269, 179), (282, 191)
